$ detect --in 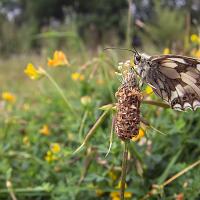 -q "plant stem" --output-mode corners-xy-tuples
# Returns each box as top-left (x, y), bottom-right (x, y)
(105, 115), (115, 157)
(43, 70), (76, 116)
(140, 159), (200, 200)
(78, 110), (89, 139)
(126, 0), (133, 48)
(102, 63), (115, 103)
(162, 159), (200, 187)
(142, 100), (170, 109)
(73, 110), (110, 154)
(120, 140), (129, 200)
